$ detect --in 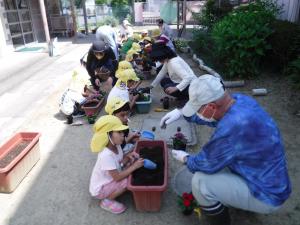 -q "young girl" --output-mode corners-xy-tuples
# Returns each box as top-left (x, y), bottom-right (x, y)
(89, 115), (144, 214)
(105, 97), (140, 152)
